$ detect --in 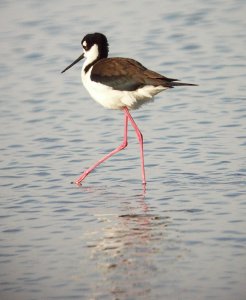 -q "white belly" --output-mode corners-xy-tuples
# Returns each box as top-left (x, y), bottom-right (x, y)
(81, 67), (167, 110)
